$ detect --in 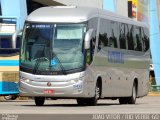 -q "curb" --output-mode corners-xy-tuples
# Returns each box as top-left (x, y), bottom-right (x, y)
(148, 92), (160, 96)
